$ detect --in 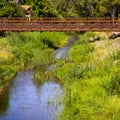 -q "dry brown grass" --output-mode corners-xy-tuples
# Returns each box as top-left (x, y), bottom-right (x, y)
(92, 32), (120, 61)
